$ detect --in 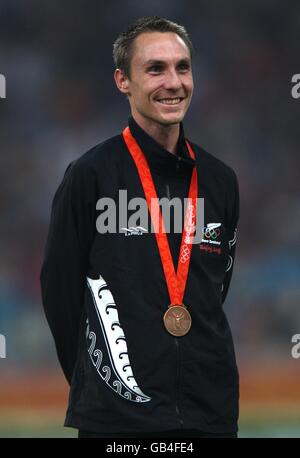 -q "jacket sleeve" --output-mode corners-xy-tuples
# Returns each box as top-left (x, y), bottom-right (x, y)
(40, 160), (97, 384)
(221, 170), (239, 304)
